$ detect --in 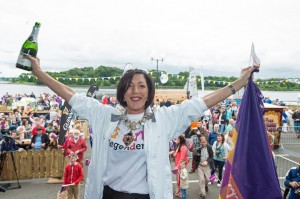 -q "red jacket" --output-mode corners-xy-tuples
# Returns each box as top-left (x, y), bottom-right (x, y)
(66, 137), (87, 161)
(174, 145), (189, 168)
(63, 163), (84, 185)
(31, 126), (46, 136)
